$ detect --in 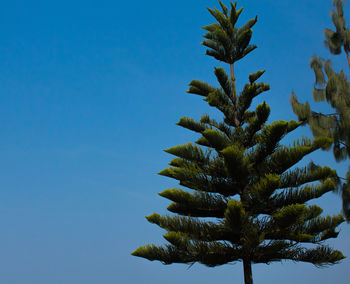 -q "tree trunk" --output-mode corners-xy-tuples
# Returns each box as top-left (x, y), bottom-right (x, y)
(230, 63), (240, 127)
(243, 259), (253, 284)
(344, 46), (350, 71)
